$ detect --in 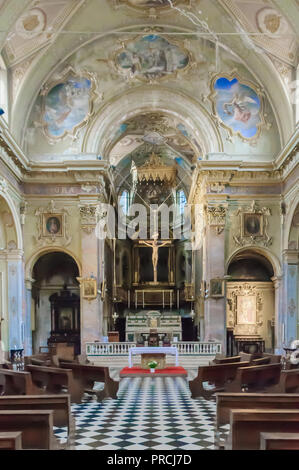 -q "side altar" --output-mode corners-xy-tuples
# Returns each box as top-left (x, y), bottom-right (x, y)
(125, 310), (182, 343)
